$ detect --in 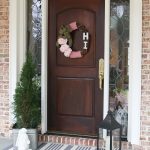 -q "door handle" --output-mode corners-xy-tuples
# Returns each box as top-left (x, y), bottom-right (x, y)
(99, 58), (104, 90)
